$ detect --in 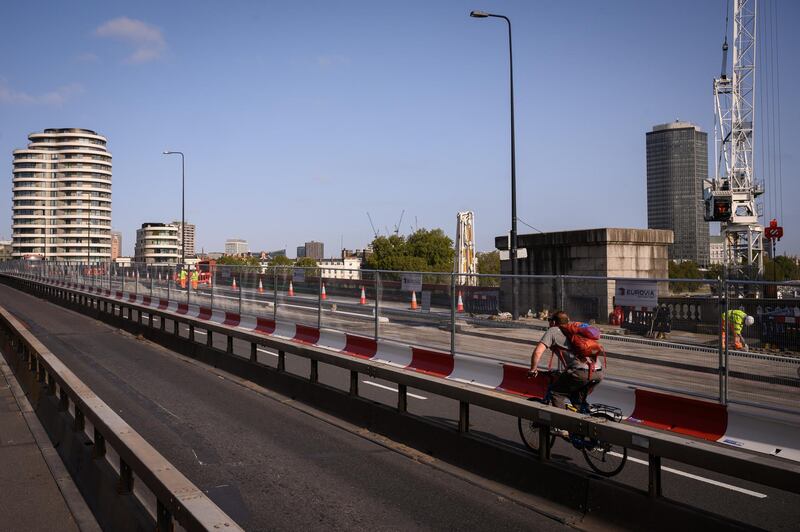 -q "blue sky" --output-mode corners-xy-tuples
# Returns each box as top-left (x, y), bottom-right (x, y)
(1, 0), (797, 257)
